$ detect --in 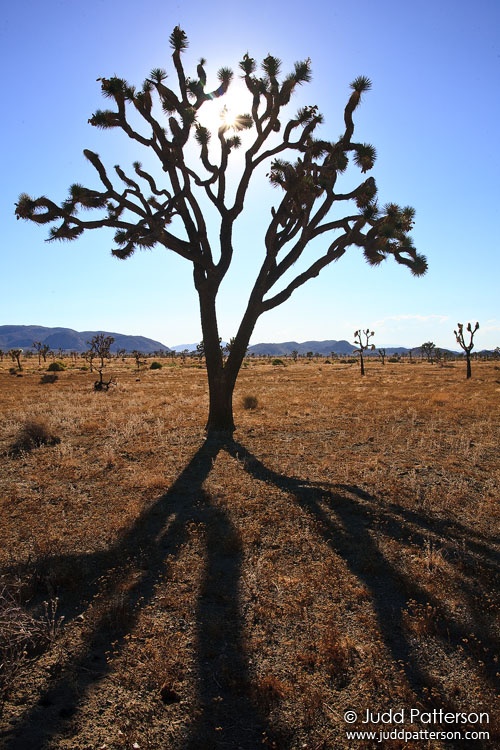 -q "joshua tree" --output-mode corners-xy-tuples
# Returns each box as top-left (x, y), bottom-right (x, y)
(196, 340), (206, 360)
(33, 341), (51, 365)
(15, 26), (427, 432)
(421, 341), (435, 363)
(9, 349), (23, 371)
(132, 350), (147, 371)
(82, 349), (96, 372)
(377, 347), (386, 365)
(353, 329), (375, 376)
(87, 334), (115, 389)
(454, 322), (479, 379)
(88, 333), (115, 369)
